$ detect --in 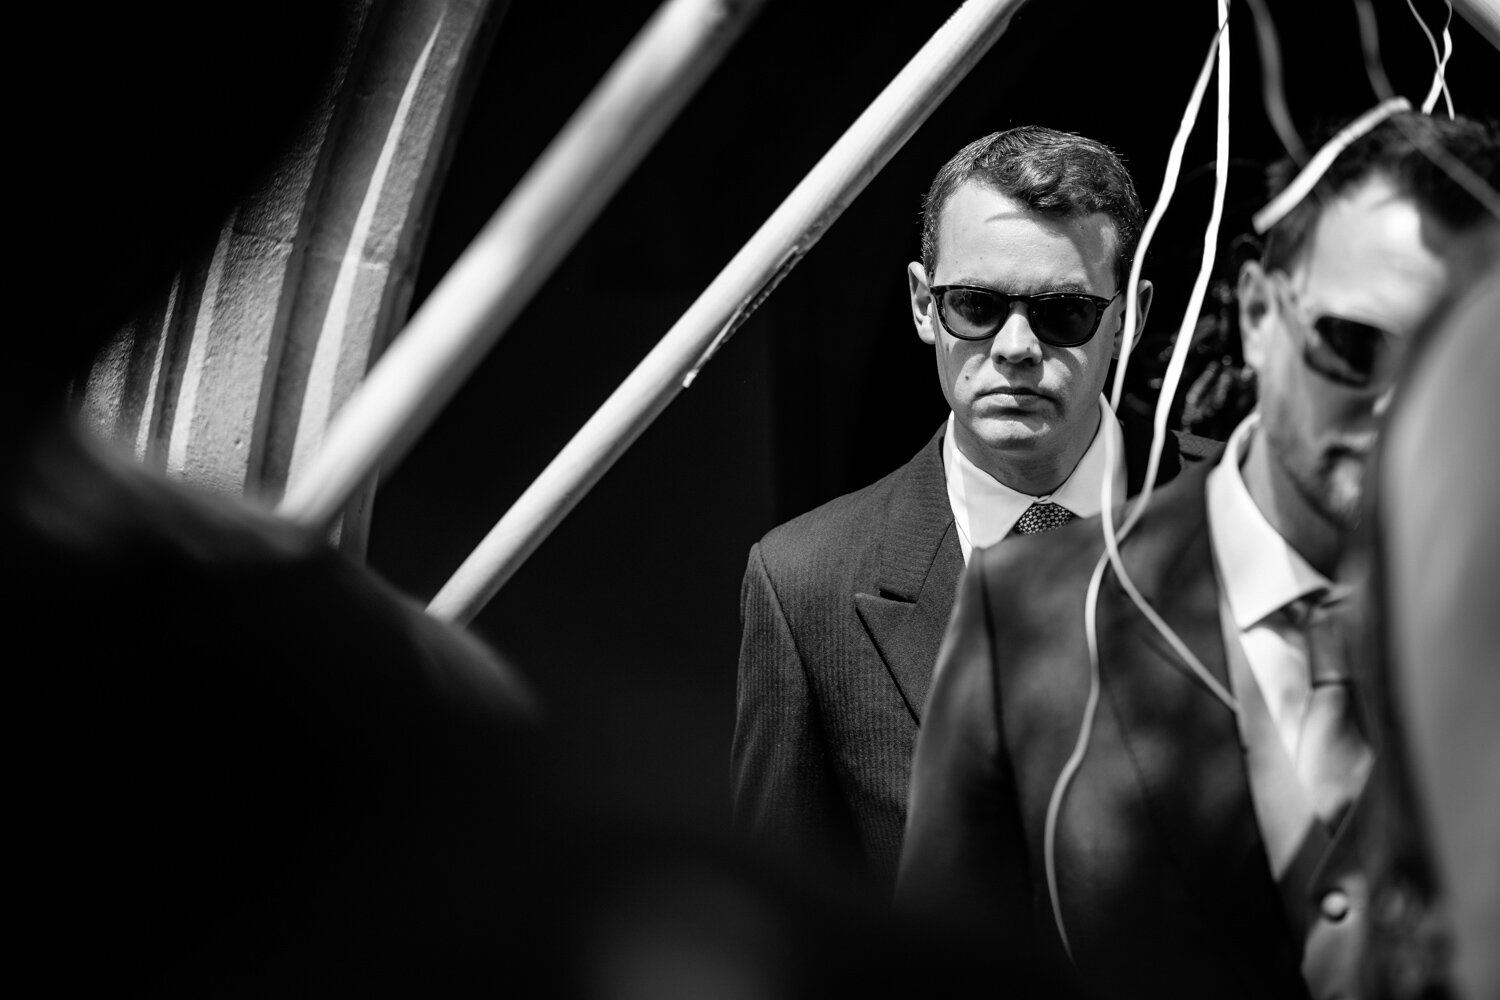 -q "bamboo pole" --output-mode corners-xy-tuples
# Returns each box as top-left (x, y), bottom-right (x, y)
(278, 0), (769, 529)
(428, 0), (1029, 624)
